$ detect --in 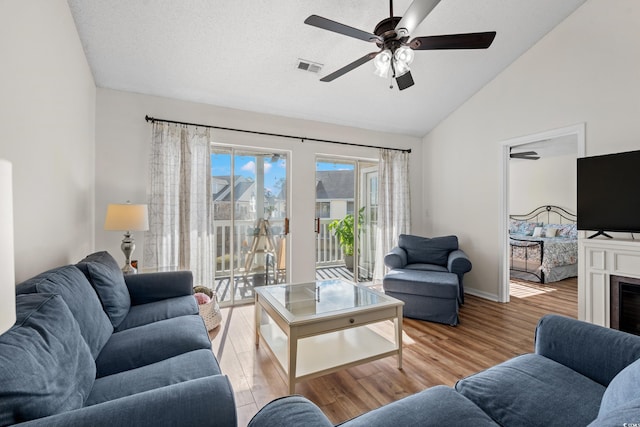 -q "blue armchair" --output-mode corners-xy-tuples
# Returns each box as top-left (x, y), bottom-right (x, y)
(383, 235), (472, 325)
